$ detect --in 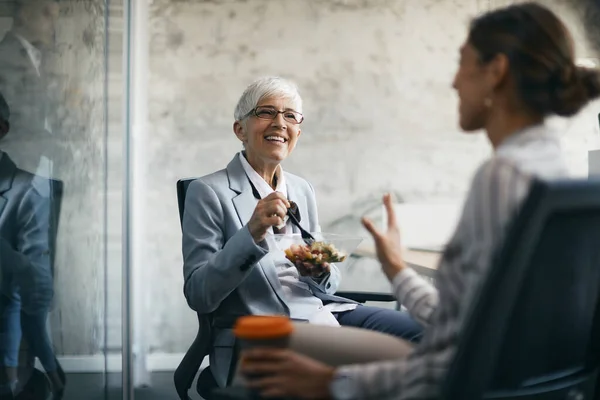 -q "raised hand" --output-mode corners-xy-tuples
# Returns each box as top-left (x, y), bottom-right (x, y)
(361, 193), (407, 281)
